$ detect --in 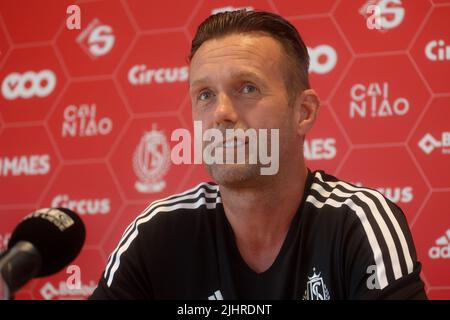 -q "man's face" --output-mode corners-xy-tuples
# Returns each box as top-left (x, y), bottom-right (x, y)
(189, 33), (300, 187)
